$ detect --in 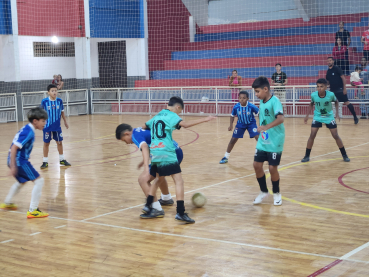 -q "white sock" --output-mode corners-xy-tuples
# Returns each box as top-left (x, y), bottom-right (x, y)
(152, 201), (162, 211)
(29, 178), (44, 212)
(225, 152), (231, 159)
(5, 182), (22, 204)
(43, 157), (48, 163)
(161, 193), (172, 201)
(59, 154), (65, 161)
